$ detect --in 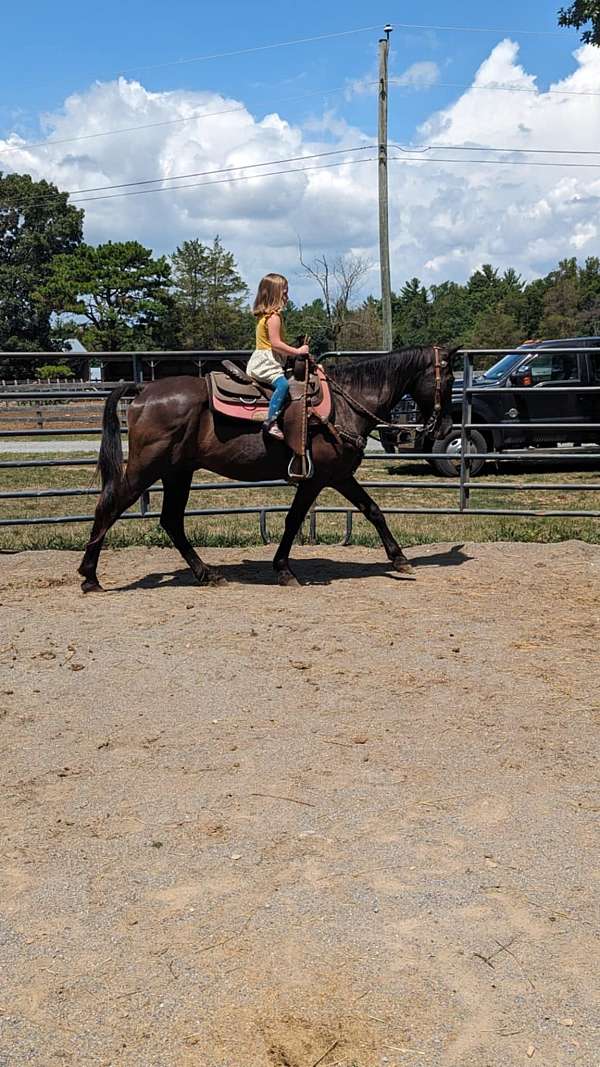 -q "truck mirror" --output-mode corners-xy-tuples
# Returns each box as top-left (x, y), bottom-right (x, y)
(510, 367), (533, 387)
